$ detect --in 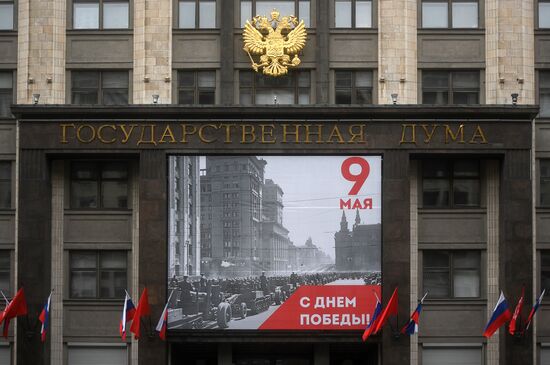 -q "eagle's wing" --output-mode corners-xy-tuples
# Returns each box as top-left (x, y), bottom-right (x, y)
(284, 20), (307, 54)
(243, 21), (266, 55)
